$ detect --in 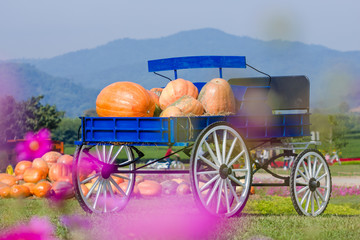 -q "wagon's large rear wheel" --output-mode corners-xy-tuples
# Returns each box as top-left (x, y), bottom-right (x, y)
(190, 122), (252, 217)
(290, 149), (332, 216)
(73, 144), (136, 213)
